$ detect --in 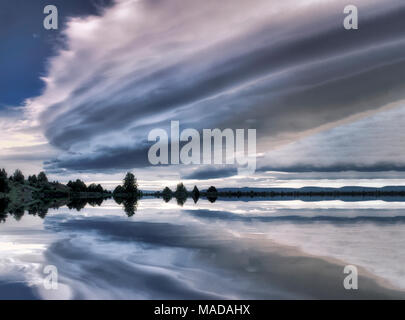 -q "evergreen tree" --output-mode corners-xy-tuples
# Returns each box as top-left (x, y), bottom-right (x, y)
(113, 185), (125, 194)
(37, 171), (48, 184)
(207, 186), (218, 194)
(88, 183), (97, 192)
(123, 172), (138, 193)
(175, 183), (187, 195)
(123, 198), (138, 217)
(67, 179), (87, 192)
(28, 175), (38, 185)
(207, 186), (218, 203)
(88, 183), (105, 193)
(162, 186), (173, 202)
(0, 169), (9, 193)
(162, 186), (172, 196)
(96, 184), (104, 193)
(13, 169), (24, 183)
(0, 169), (7, 179)
(175, 183), (188, 205)
(191, 185), (200, 203)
